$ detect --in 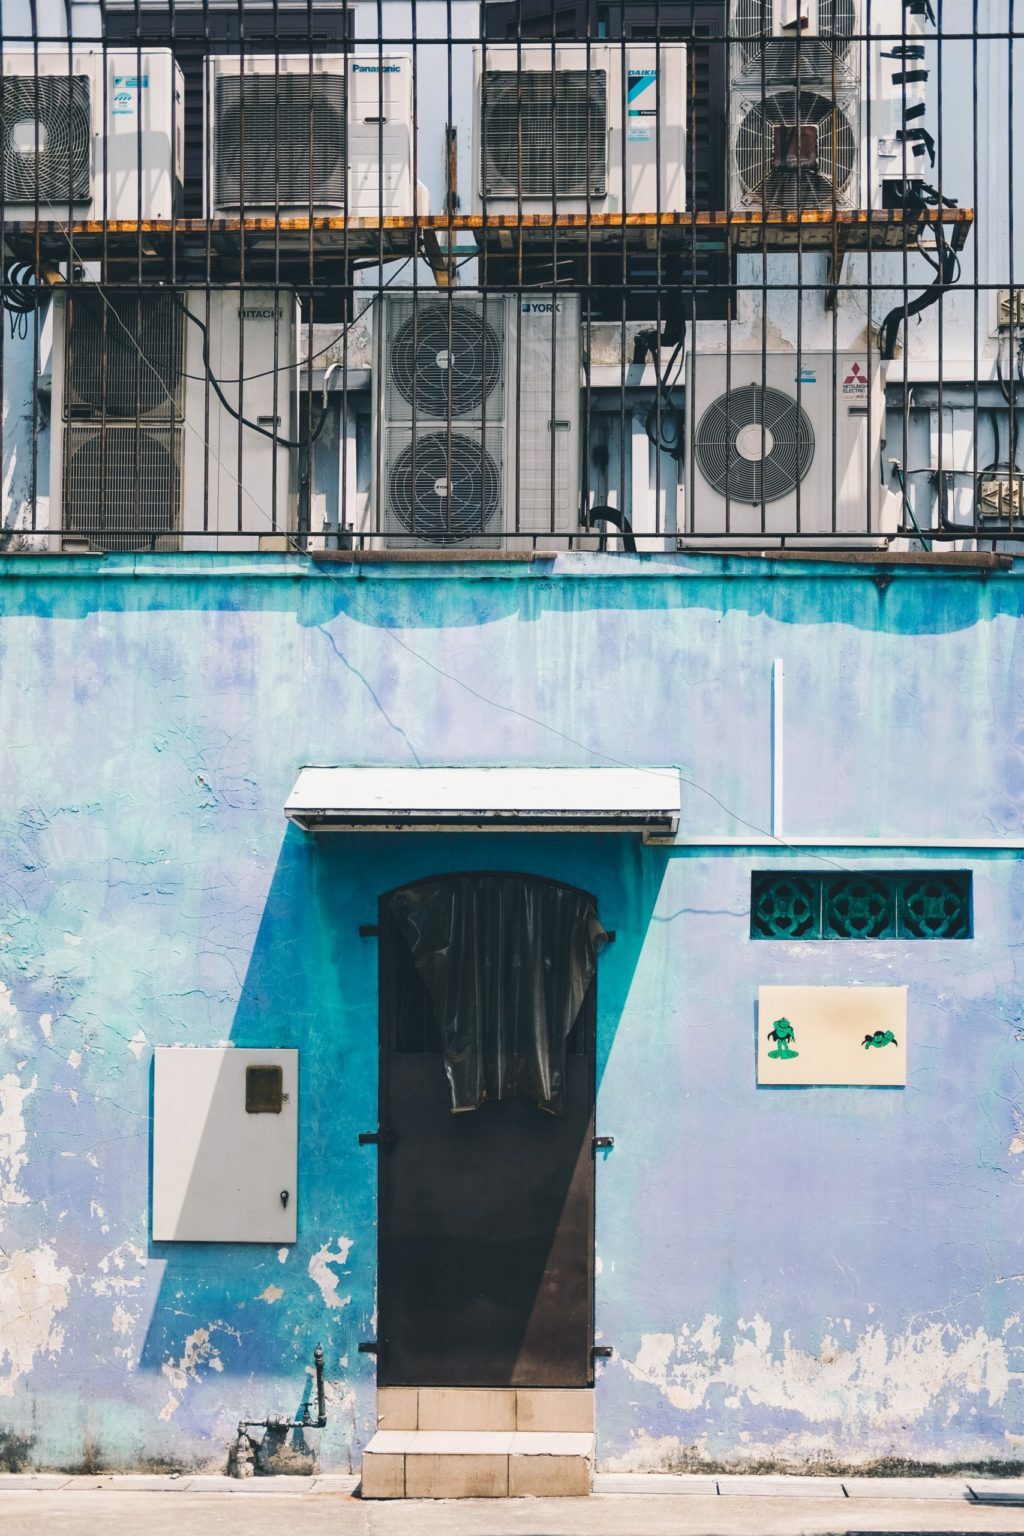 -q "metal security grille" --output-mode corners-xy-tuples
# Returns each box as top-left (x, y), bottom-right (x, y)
(65, 291), (184, 421)
(694, 383), (815, 502)
(751, 872), (973, 940)
(0, 74), (91, 204)
(214, 71), (347, 209)
(734, 87), (857, 210)
(63, 425), (183, 552)
(481, 69), (607, 197)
